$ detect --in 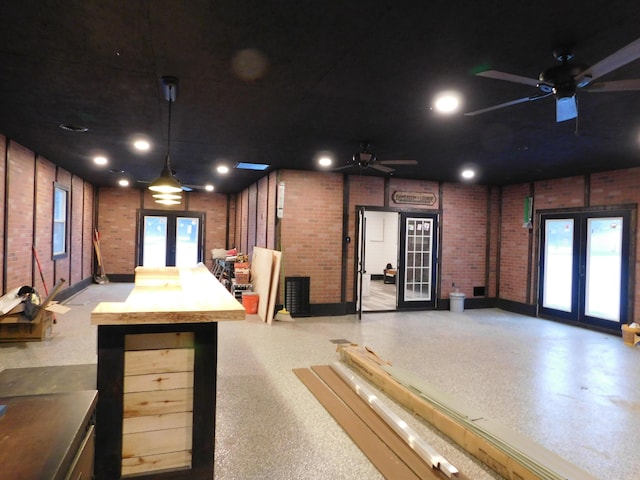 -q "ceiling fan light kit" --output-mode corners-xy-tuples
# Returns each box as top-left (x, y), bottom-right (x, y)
(149, 76), (183, 202)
